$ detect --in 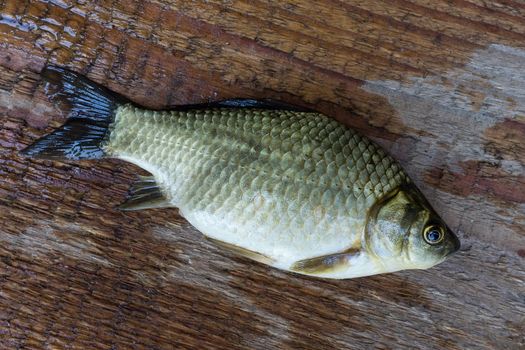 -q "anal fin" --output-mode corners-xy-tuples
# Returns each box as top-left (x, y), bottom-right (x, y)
(291, 248), (360, 275)
(206, 237), (275, 265)
(118, 176), (173, 211)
